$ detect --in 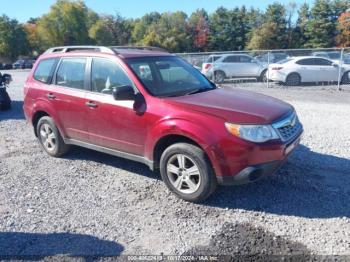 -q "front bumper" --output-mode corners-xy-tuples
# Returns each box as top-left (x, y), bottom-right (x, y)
(216, 160), (284, 185)
(216, 131), (302, 185)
